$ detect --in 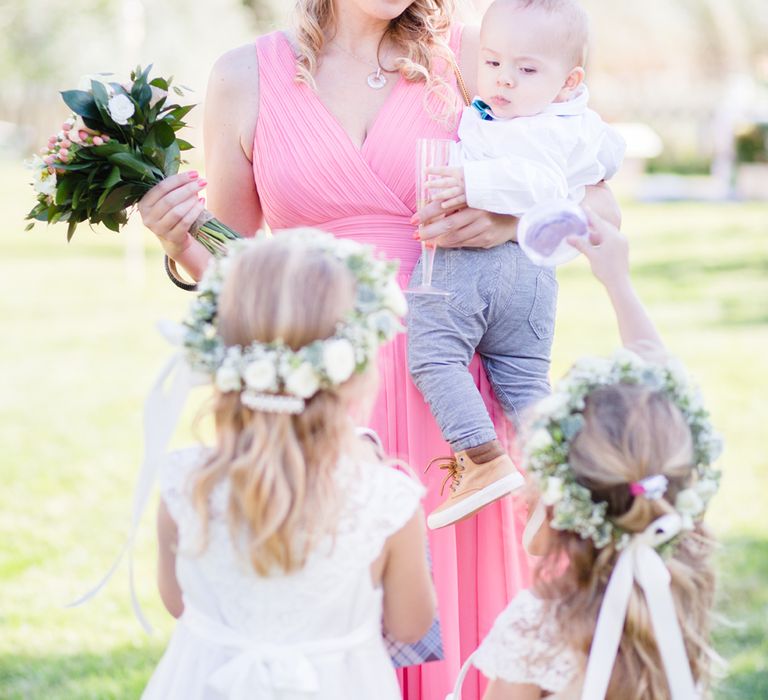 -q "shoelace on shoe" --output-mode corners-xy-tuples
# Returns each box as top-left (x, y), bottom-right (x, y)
(425, 456), (465, 496)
